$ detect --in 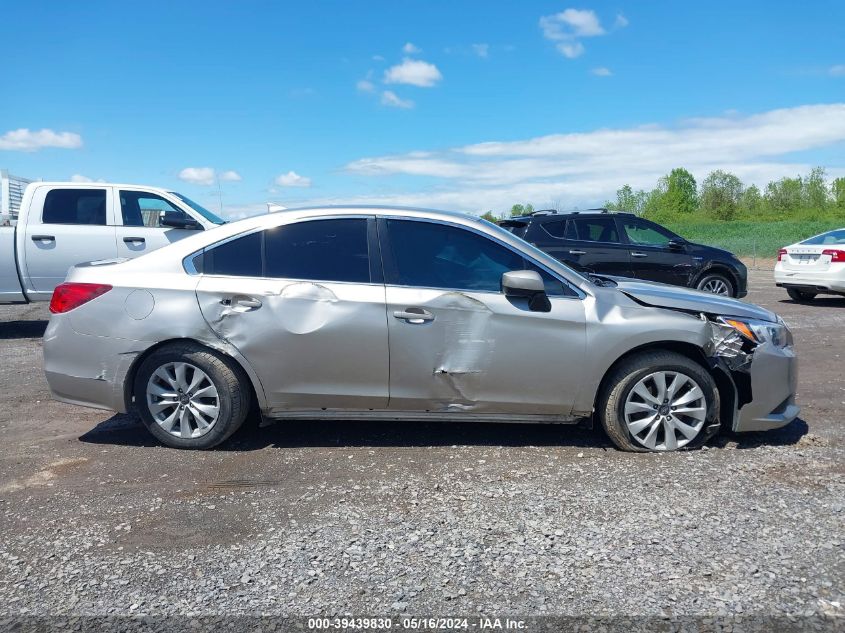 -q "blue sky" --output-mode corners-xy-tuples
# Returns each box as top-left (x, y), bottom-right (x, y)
(1, 0), (844, 216)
